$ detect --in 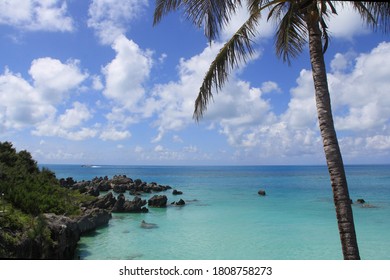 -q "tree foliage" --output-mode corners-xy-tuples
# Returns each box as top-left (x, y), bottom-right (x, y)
(0, 141), (86, 216)
(0, 141), (95, 257)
